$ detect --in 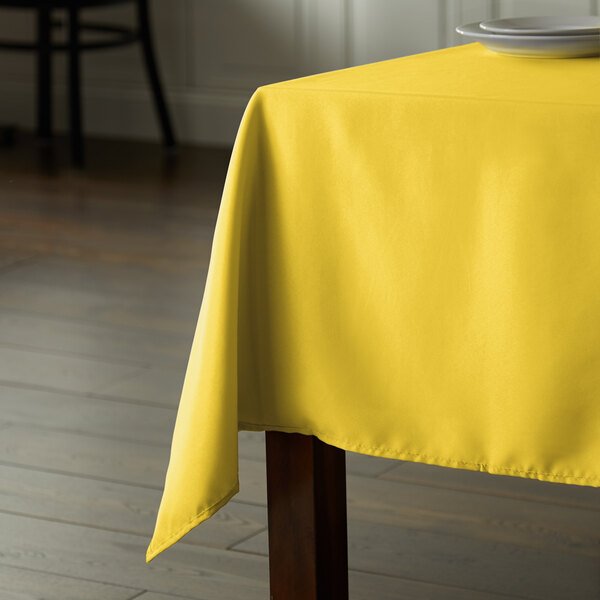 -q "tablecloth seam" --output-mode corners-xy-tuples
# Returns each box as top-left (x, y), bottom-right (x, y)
(146, 480), (240, 563)
(259, 85), (600, 109)
(238, 421), (598, 485)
